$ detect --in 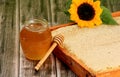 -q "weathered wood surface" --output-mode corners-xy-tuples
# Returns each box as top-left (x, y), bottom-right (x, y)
(0, 0), (120, 77)
(101, 0), (120, 12)
(0, 0), (19, 77)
